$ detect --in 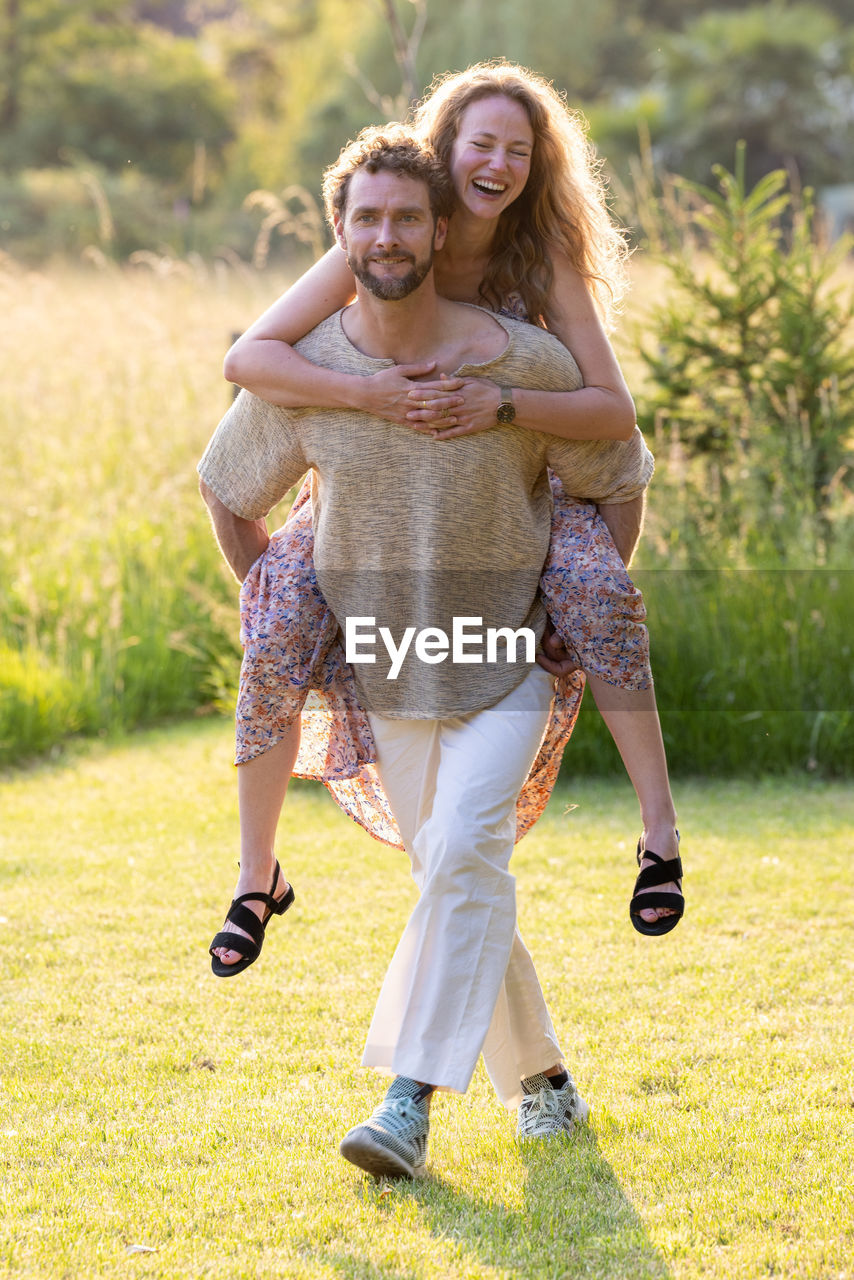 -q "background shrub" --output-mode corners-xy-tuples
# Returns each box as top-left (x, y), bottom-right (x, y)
(633, 145), (854, 566)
